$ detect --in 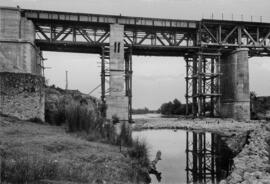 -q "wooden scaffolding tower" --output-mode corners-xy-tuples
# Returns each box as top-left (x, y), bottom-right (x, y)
(185, 52), (221, 117)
